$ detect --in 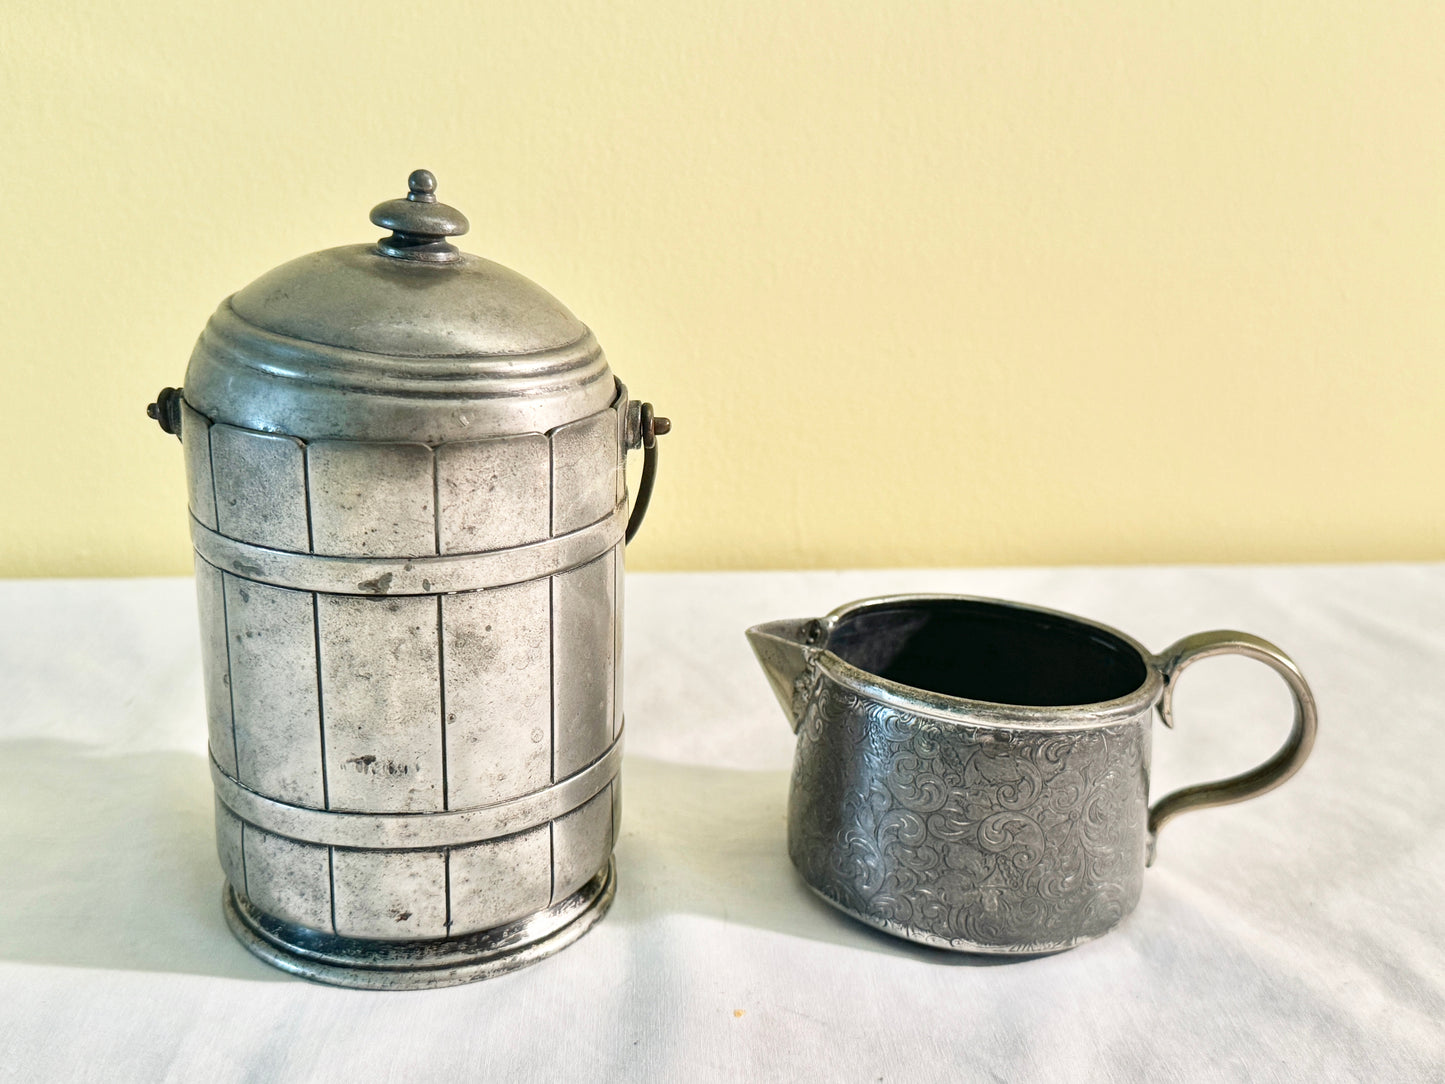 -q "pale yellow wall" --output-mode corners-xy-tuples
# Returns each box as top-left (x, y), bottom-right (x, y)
(2, 1), (1441, 576)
